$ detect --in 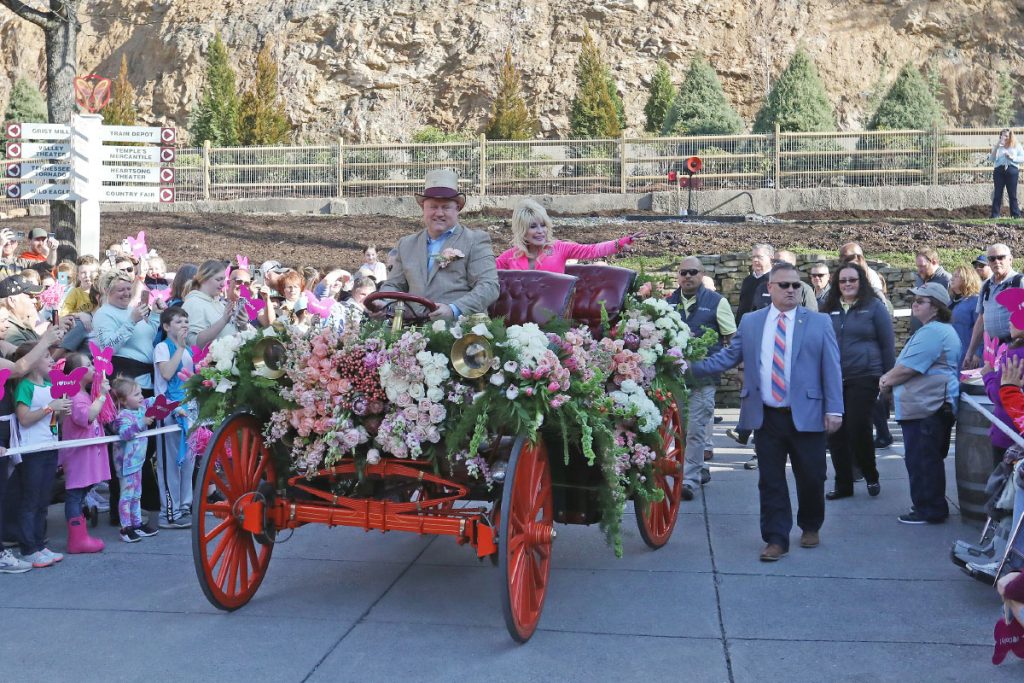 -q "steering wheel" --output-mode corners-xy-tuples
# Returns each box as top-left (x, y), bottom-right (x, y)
(363, 291), (440, 324)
